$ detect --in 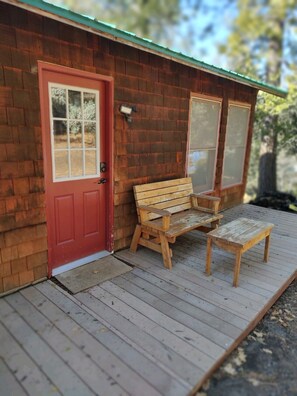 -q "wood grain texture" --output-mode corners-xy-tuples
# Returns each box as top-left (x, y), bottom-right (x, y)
(118, 204), (296, 393)
(0, 204), (296, 396)
(131, 177), (222, 269)
(206, 217), (274, 287)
